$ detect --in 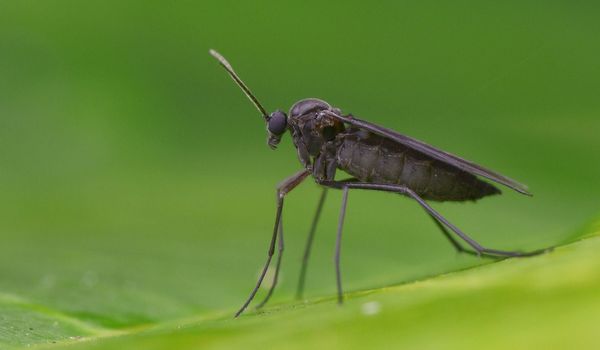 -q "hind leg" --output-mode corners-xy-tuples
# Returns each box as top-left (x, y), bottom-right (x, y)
(318, 180), (550, 258)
